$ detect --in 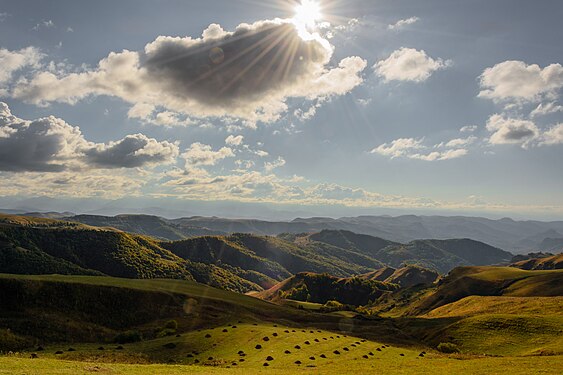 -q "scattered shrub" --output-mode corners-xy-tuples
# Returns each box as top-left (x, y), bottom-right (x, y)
(164, 320), (178, 330)
(114, 330), (142, 344)
(437, 342), (460, 354)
